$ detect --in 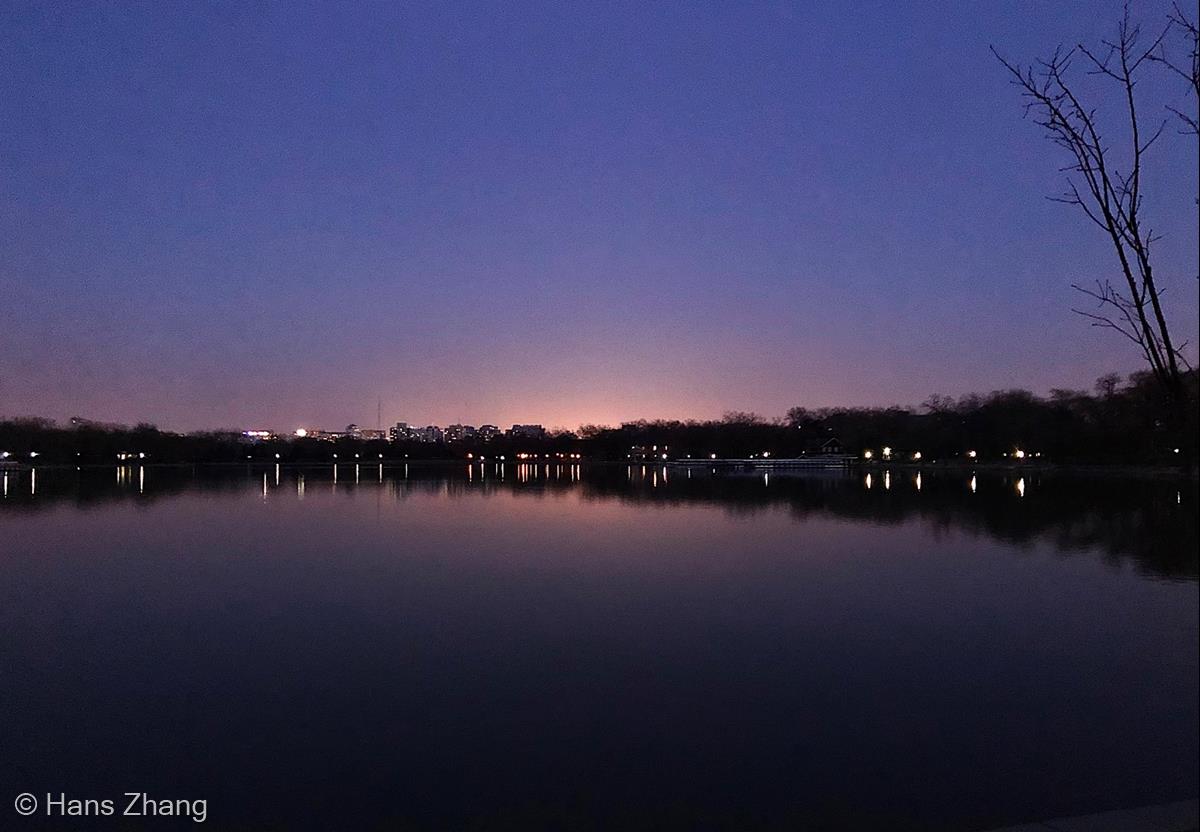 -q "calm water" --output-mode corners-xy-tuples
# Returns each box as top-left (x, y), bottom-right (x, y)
(1, 463), (1196, 830)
